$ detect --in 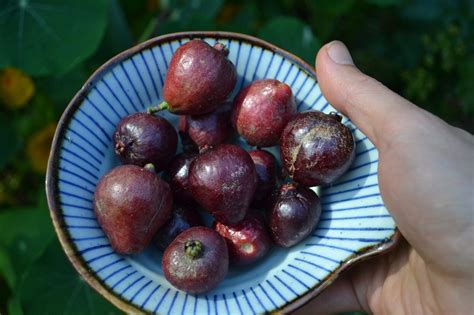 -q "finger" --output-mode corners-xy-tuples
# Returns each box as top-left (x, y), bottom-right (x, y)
(293, 271), (363, 315)
(315, 41), (425, 149)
